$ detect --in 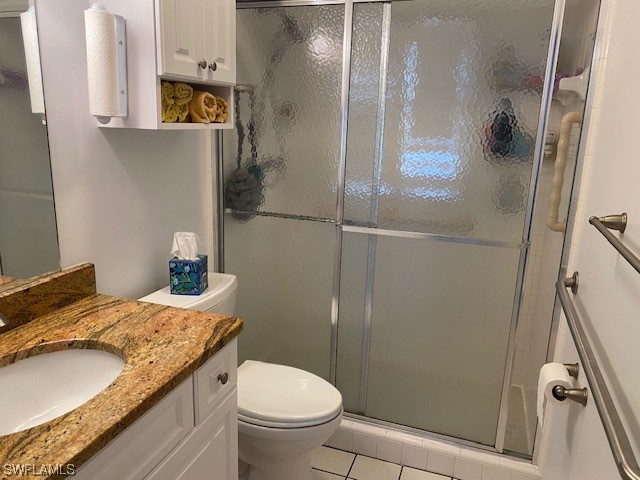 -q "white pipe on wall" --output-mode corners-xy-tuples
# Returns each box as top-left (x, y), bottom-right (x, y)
(547, 111), (583, 232)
